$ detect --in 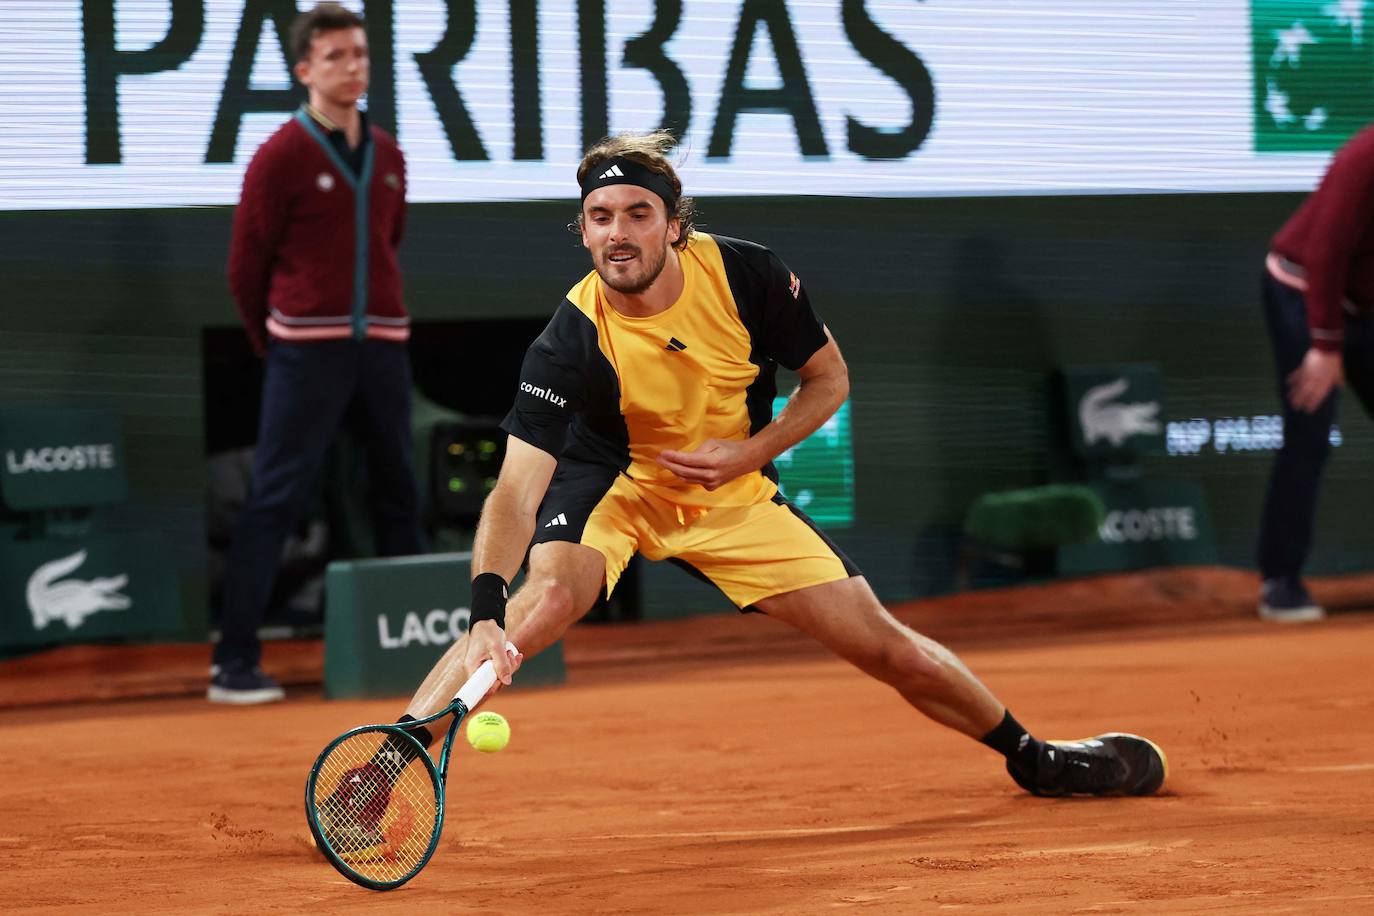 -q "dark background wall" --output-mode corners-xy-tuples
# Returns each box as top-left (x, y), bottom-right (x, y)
(5, 191), (1368, 627)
